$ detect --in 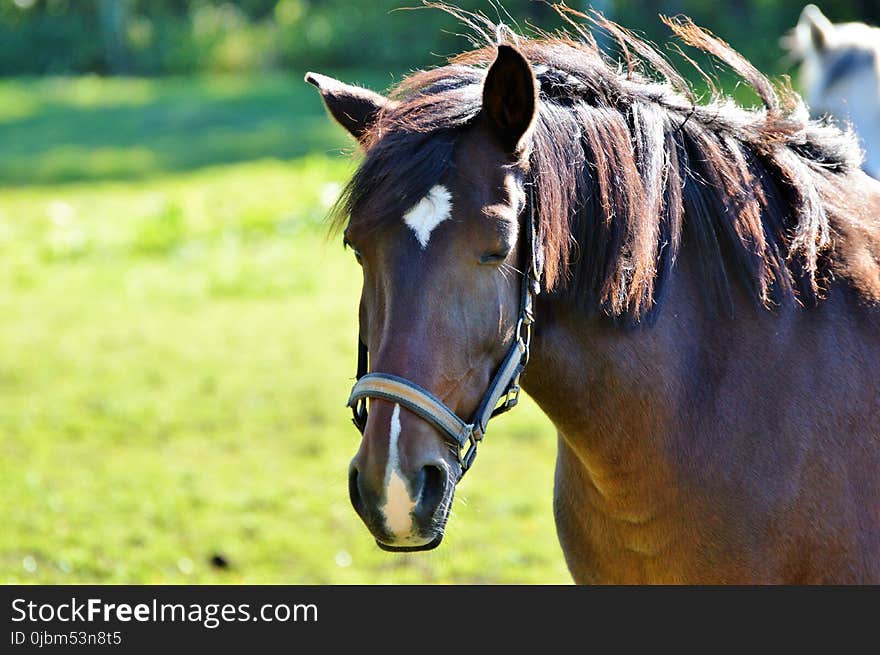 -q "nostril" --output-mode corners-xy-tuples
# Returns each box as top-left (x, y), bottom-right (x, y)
(349, 466), (365, 516)
(414, 464), (447, 520)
